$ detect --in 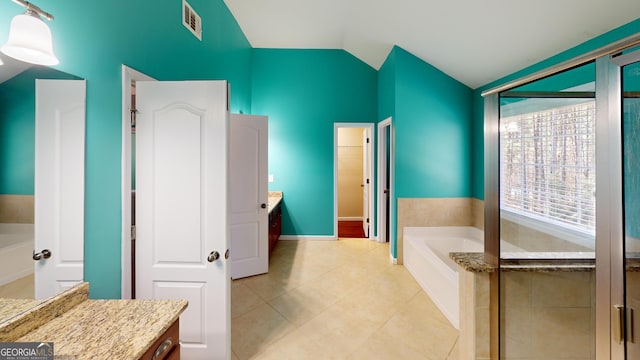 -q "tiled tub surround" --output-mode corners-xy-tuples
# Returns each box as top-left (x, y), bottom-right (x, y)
(0, 282), (187, 359)
(397, 197), (484, 264)
(501, 217), (593, 253)
(404, 226), (485, 329)
(448, 254), (635, 360)
(403, 226), (526, 330)
(0, 194), (34, 224)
